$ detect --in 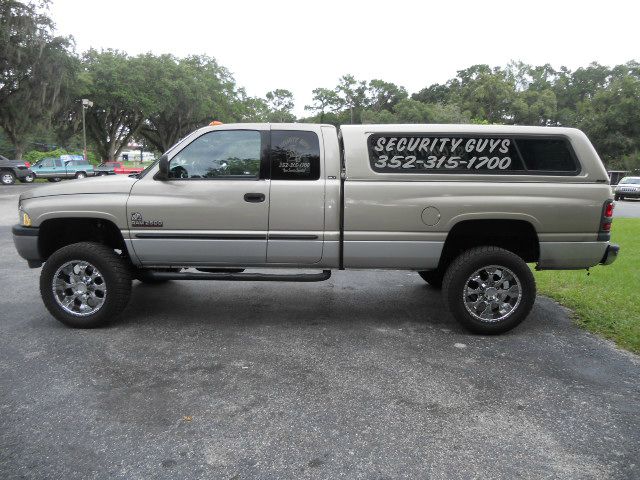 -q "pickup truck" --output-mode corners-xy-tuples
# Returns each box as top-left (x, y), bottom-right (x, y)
(95, 161), (144, 176)
(12, 123), (618, 334)
(31, 155), (95, 181)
